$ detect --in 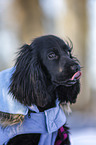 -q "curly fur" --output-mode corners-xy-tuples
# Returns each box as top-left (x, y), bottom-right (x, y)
(1, 35), (81, 145)
(9, 44), (55, 108)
